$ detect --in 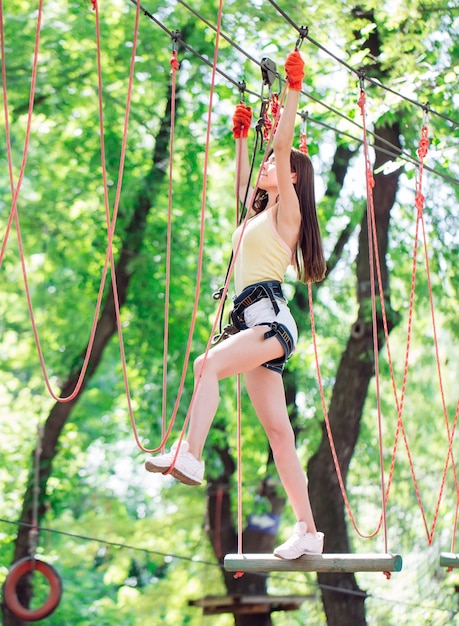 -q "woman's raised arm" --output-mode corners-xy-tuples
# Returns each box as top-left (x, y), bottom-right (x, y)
(273, 50), (305, 230)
